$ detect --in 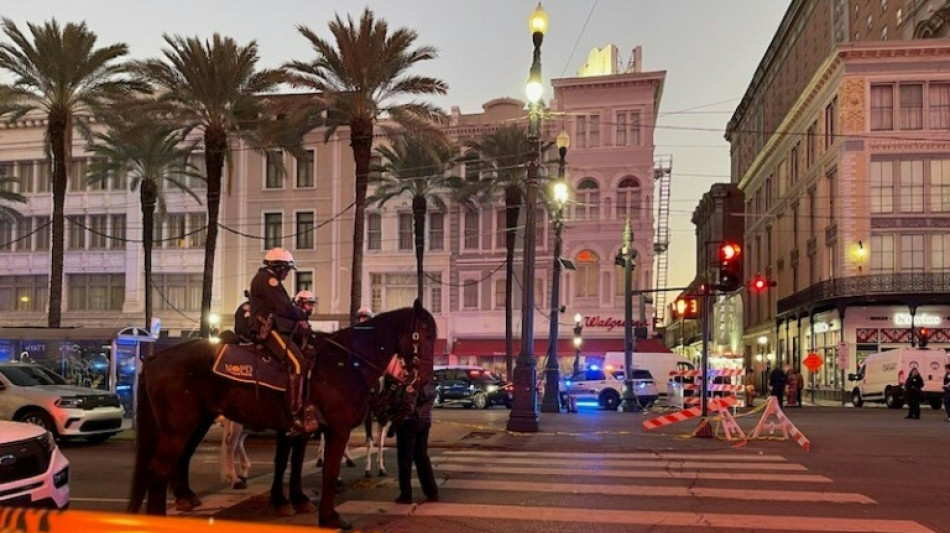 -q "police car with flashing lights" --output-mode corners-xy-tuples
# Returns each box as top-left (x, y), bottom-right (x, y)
(0, 420), (70, 509)
(559, 365), (658, 410)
